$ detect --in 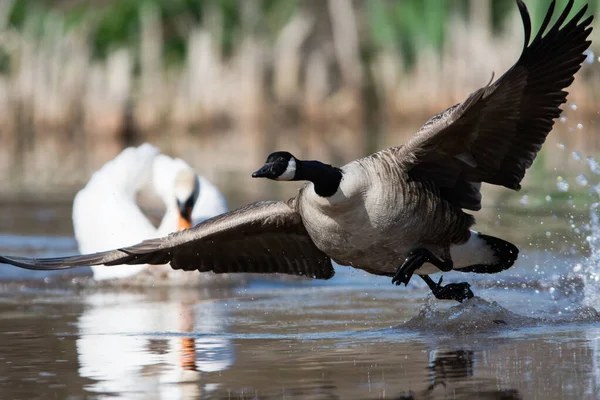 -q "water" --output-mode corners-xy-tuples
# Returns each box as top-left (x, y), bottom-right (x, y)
(3, 191), (600, 398)
(1, 270), (600, 400)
